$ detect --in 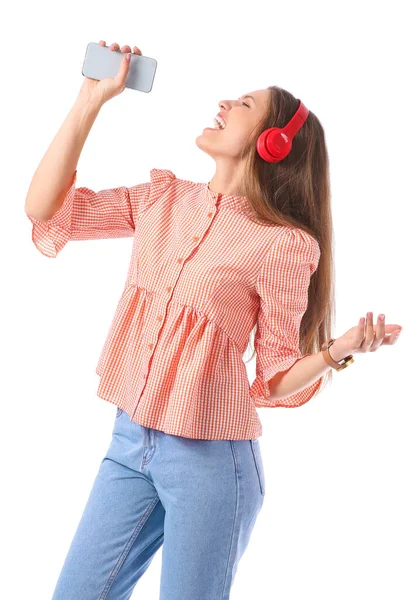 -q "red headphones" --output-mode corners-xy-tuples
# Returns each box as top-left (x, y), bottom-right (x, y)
(256, 99), (309, 163)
